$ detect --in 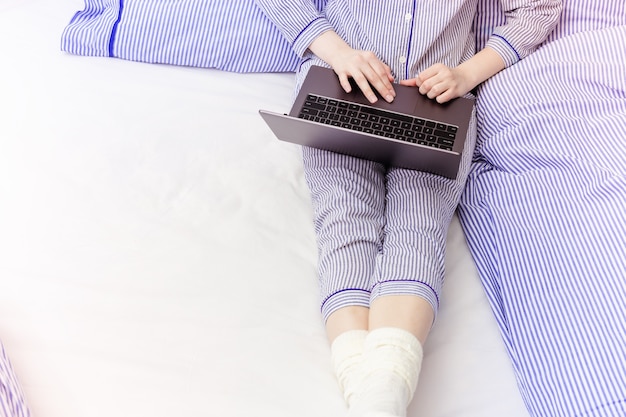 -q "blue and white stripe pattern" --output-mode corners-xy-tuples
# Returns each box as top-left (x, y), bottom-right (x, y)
(459, 23), (626, 417)
(61, 0), (121, 57)
(475, 0), (626, 52)
(255, 0), (560, 322)
(302, 119), (476, 322)
(0, 343), (30, 417)
(61, 0), (325, 72)
(257, 0), (562, 81)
